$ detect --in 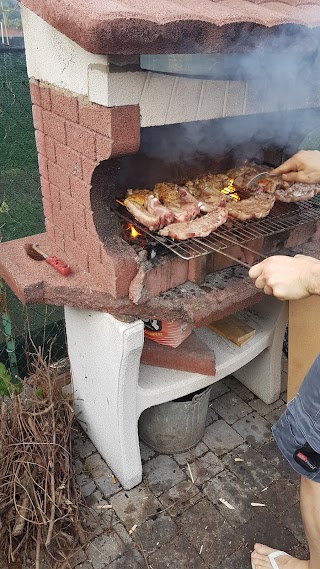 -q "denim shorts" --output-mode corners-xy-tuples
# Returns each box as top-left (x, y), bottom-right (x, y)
(273, 352), (320, 482)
